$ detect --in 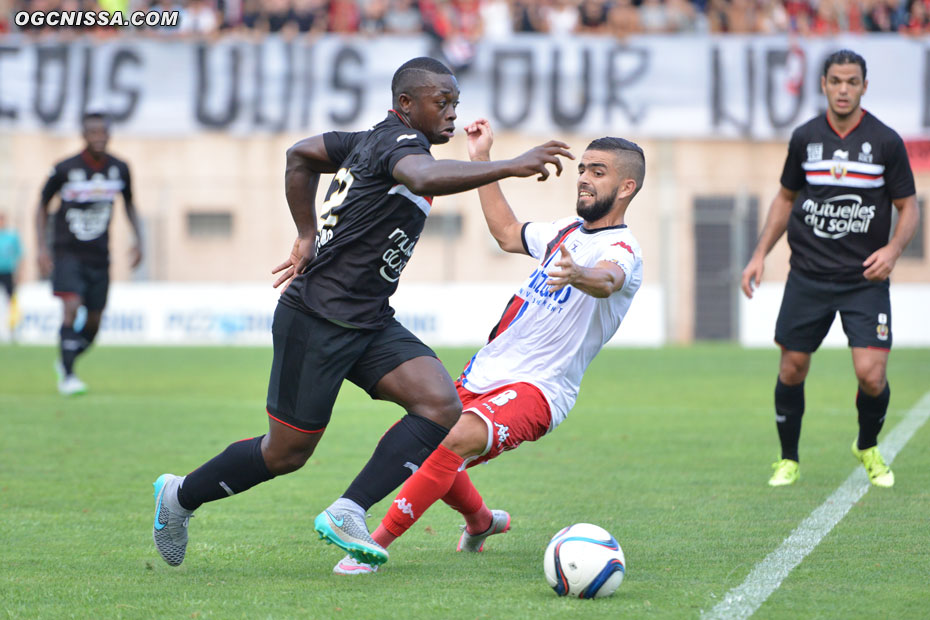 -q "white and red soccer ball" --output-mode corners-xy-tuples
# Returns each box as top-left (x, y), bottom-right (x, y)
(543, 523), (626, 599)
